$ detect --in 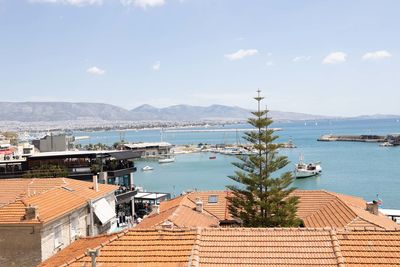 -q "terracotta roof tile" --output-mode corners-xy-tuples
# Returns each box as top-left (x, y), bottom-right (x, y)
(293, 190), (399, 230)
(44, 227), (400, 267)
(67, 229), (198, 267)
(0, 178), (118, 225)
(187, 191), (232, 220)
(337, 229), (400, 266)
(137, 204), (219, 229)
(39, 233), (119, 267)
